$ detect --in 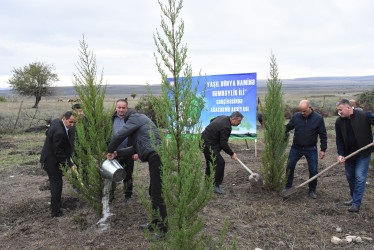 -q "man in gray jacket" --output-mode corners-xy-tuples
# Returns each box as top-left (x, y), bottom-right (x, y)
(107, 109), (167, 236)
